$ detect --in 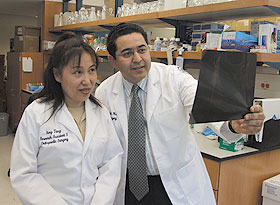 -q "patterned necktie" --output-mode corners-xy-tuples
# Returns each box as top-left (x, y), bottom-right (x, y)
(127, 84), (149, 201)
